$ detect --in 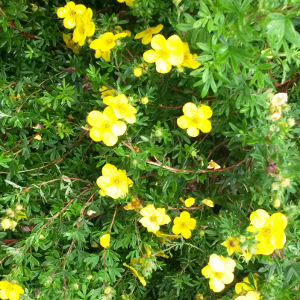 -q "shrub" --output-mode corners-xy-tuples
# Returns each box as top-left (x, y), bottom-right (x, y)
(1, 0), (300, 299)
